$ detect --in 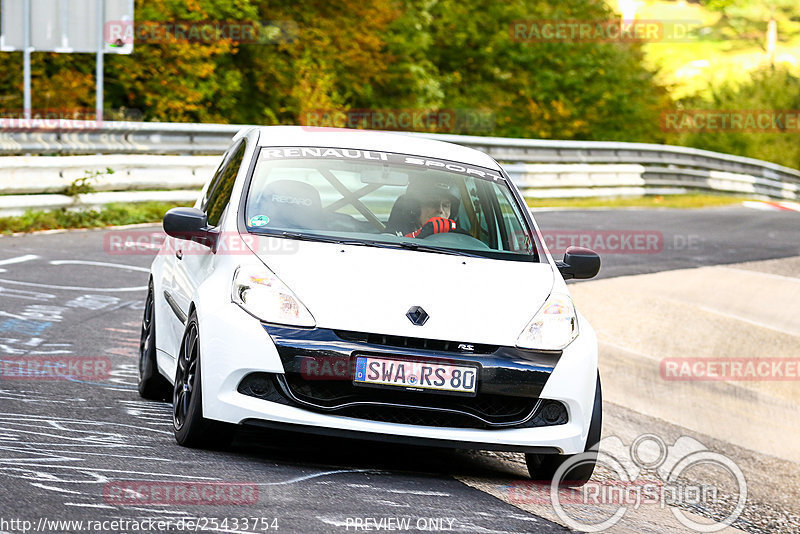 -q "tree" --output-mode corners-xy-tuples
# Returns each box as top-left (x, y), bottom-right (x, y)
(669, 66), (800, 169)
(105, 0), (257, 122)
(1, 0), (672, 143)
(228, 0), (408, 125)
(426, 0), (670, 140)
